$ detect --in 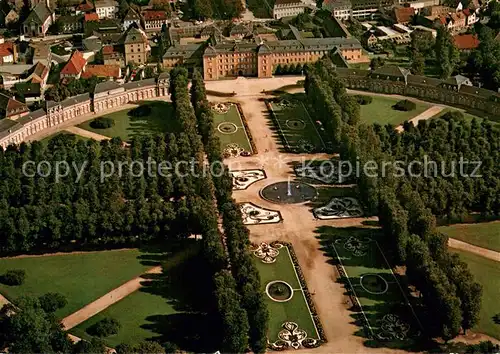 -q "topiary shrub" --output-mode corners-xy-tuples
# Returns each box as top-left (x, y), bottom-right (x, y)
(87, 317), (121, 337)
(89, 117), (115, 129)
(38, 292), (68, 313)
(392, 99), (416, 111)
(128, 105), (152, 117)
(0, 269), (26, 286)
(354, 95), (373, 105)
